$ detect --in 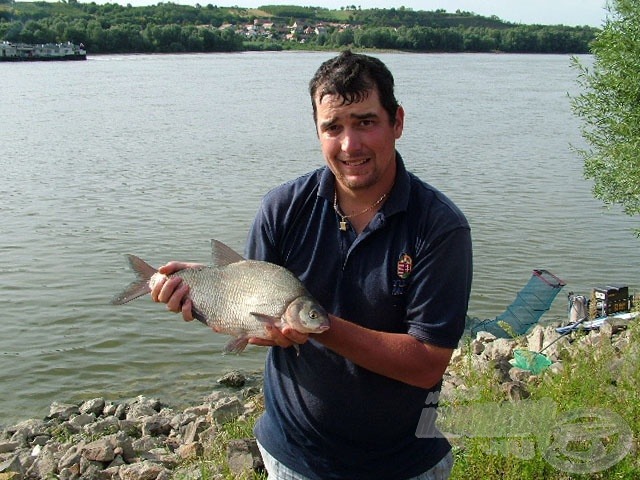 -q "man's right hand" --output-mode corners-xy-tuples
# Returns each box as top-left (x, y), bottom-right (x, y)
(150, 261), (202, 322)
